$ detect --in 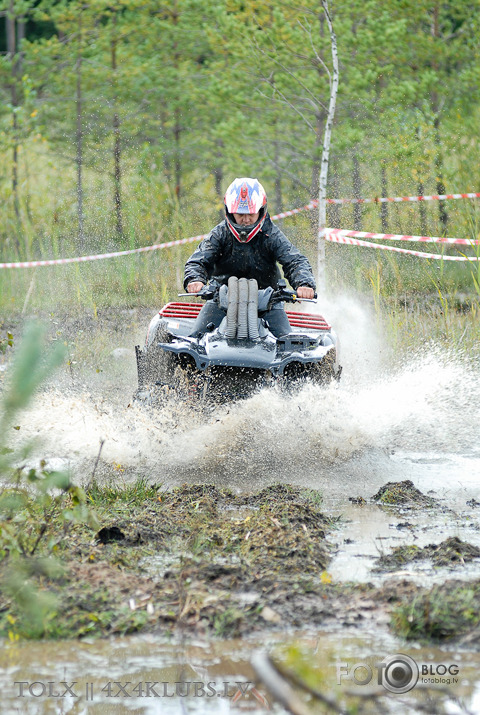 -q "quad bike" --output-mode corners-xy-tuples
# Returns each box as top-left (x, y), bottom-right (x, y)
(135, 277), (341, 404)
